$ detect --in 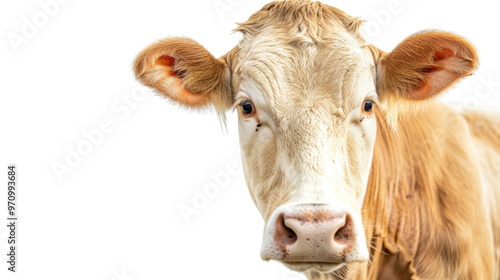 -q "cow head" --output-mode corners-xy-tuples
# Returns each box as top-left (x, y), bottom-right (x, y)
(134, 0), (477, 276)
